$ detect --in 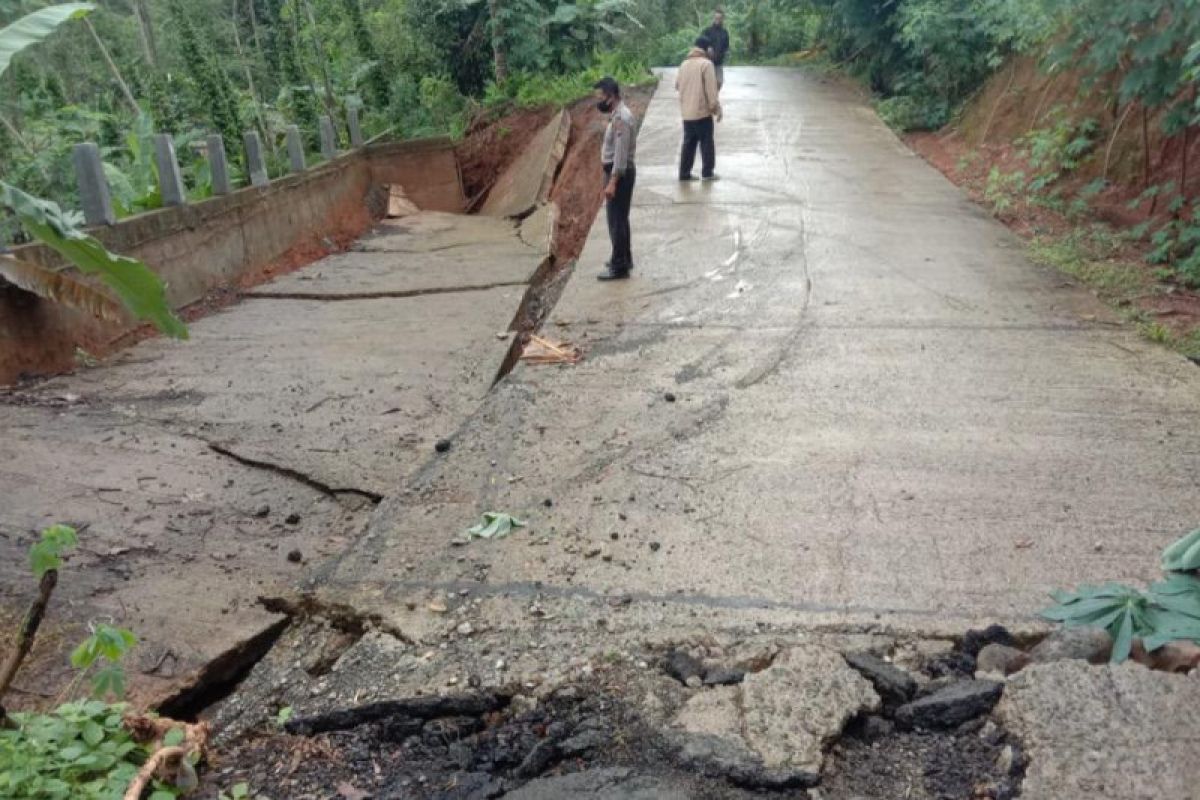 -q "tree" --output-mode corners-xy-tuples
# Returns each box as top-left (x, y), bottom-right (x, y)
(165, 0), (243, 150)
(489, 0), (508, 84)
(341, 0), (389, 106)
